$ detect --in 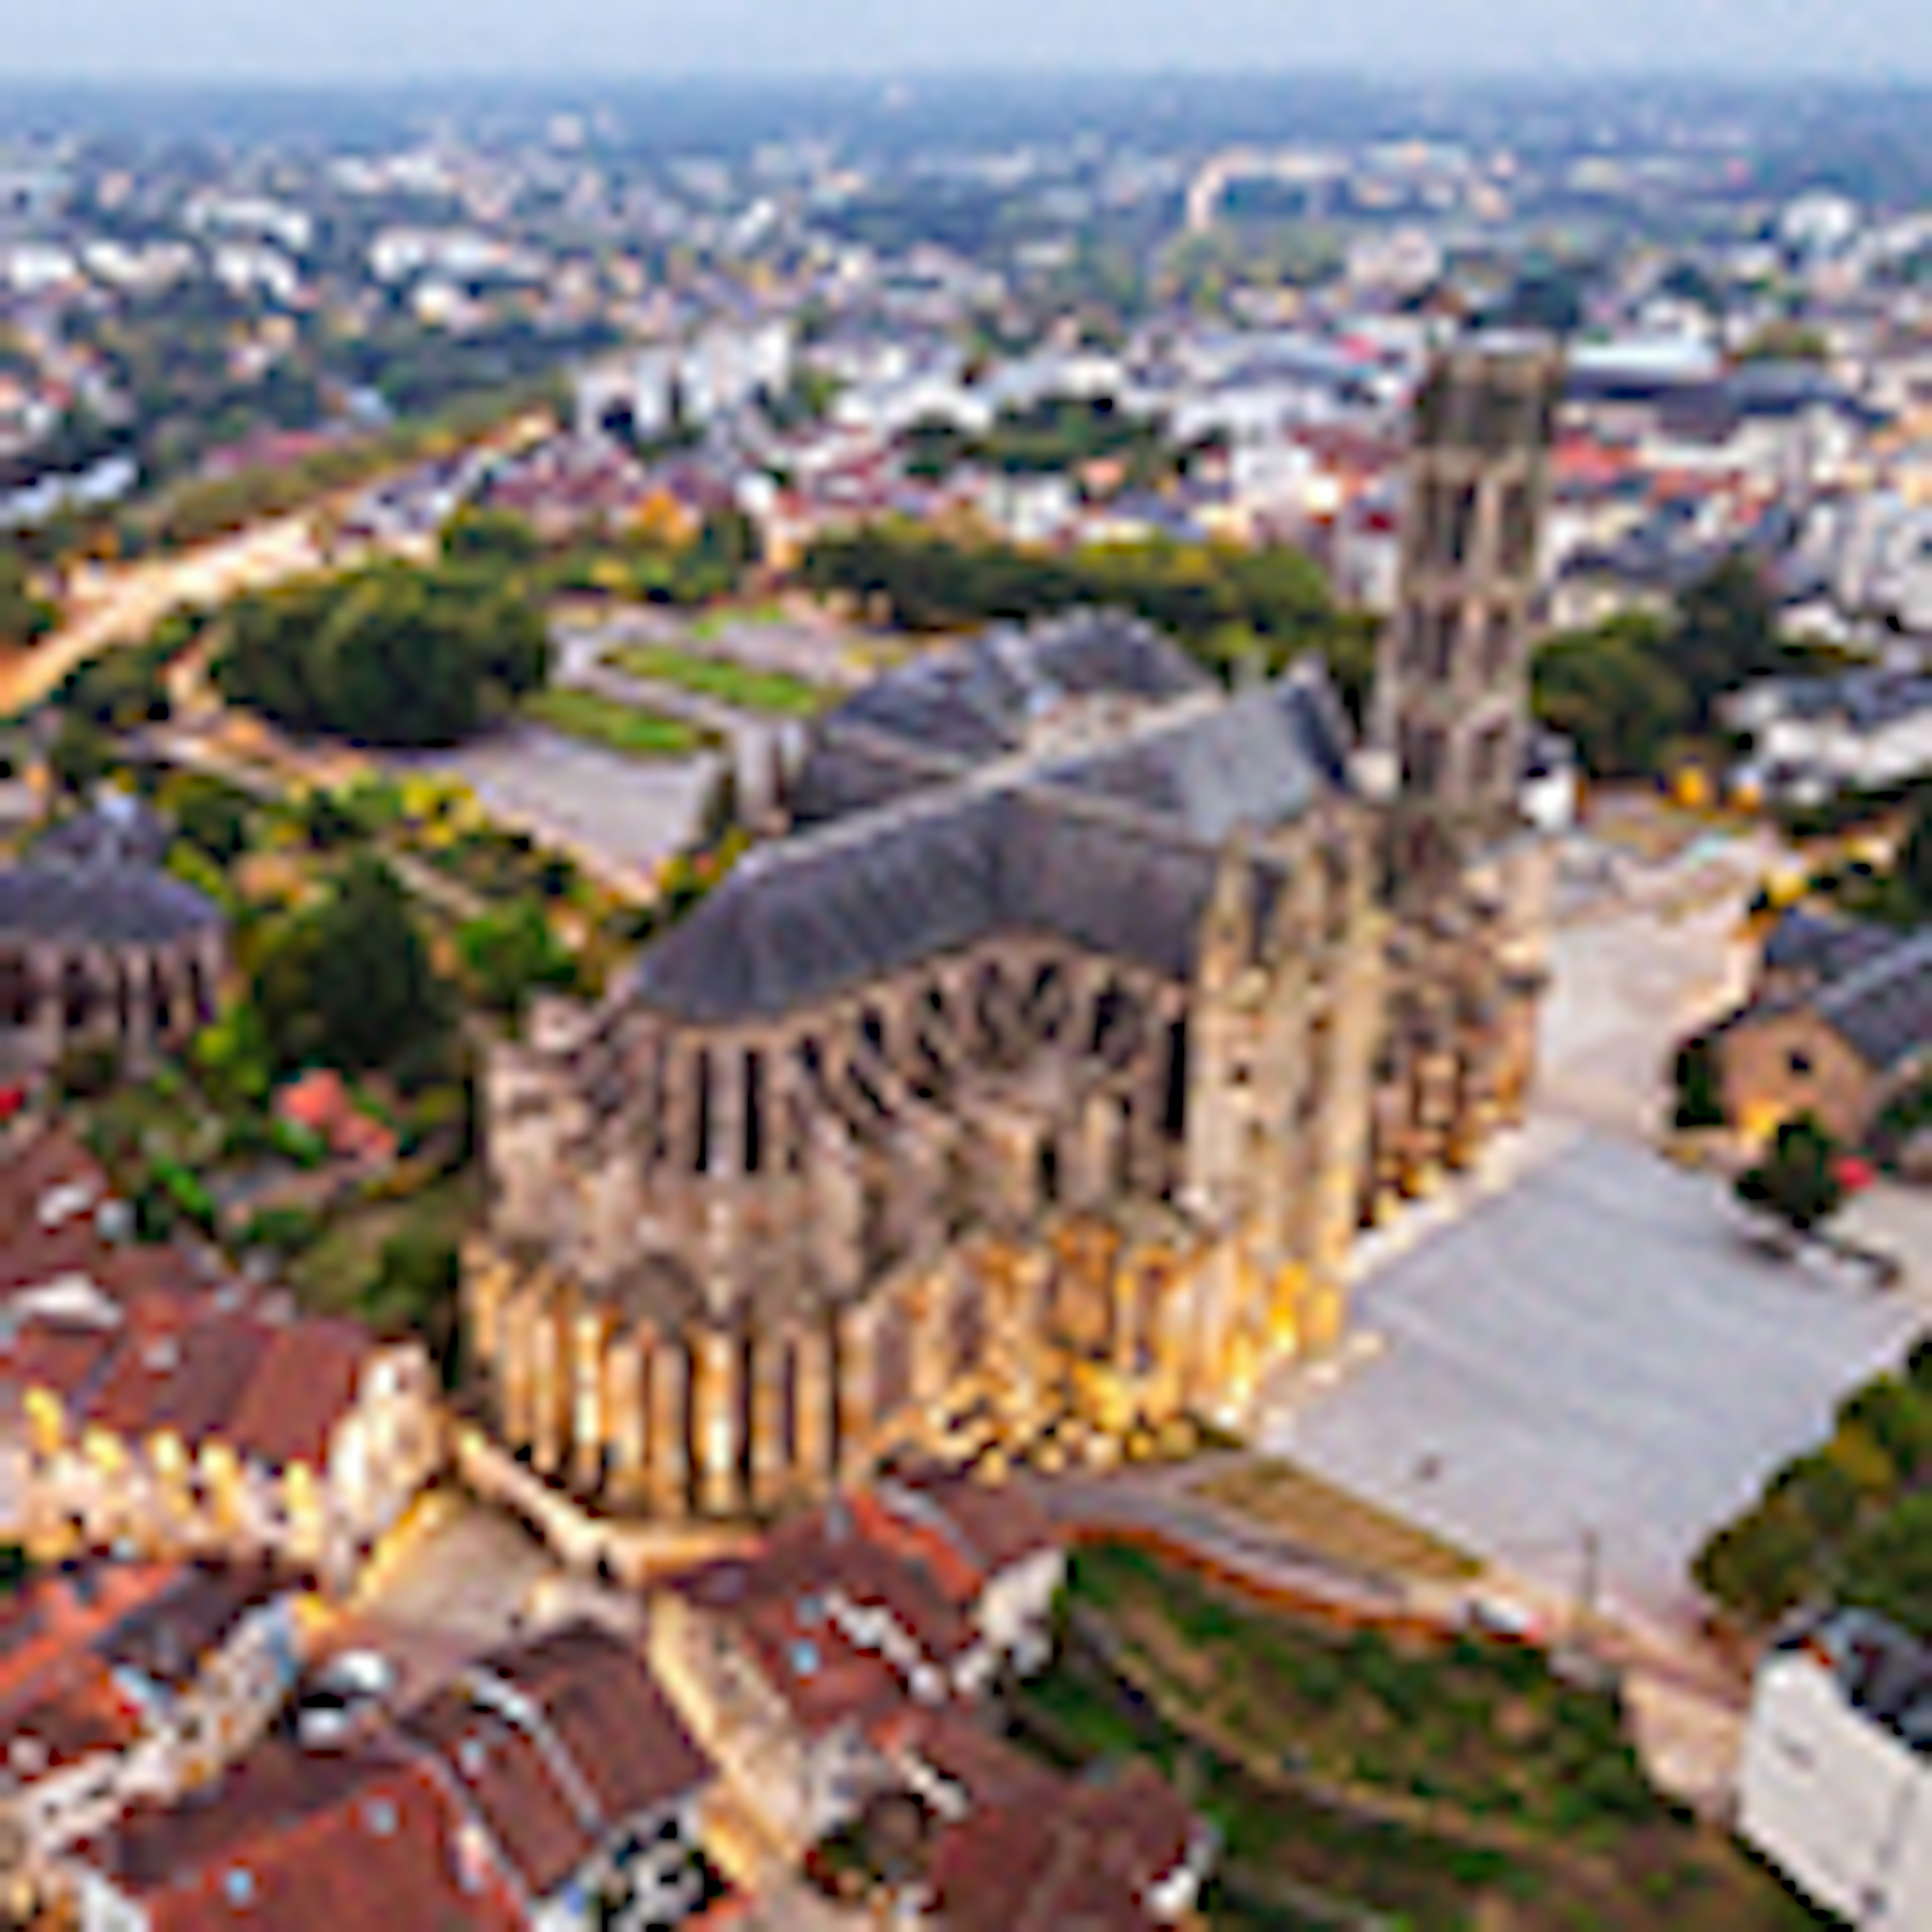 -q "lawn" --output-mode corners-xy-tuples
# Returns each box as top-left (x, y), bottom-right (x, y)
(1191, 1457), (1481, 1585)
(601, 642), (826, 717)
(1017, 1541), (1828, 1931)
(524, 686), (715, 758)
